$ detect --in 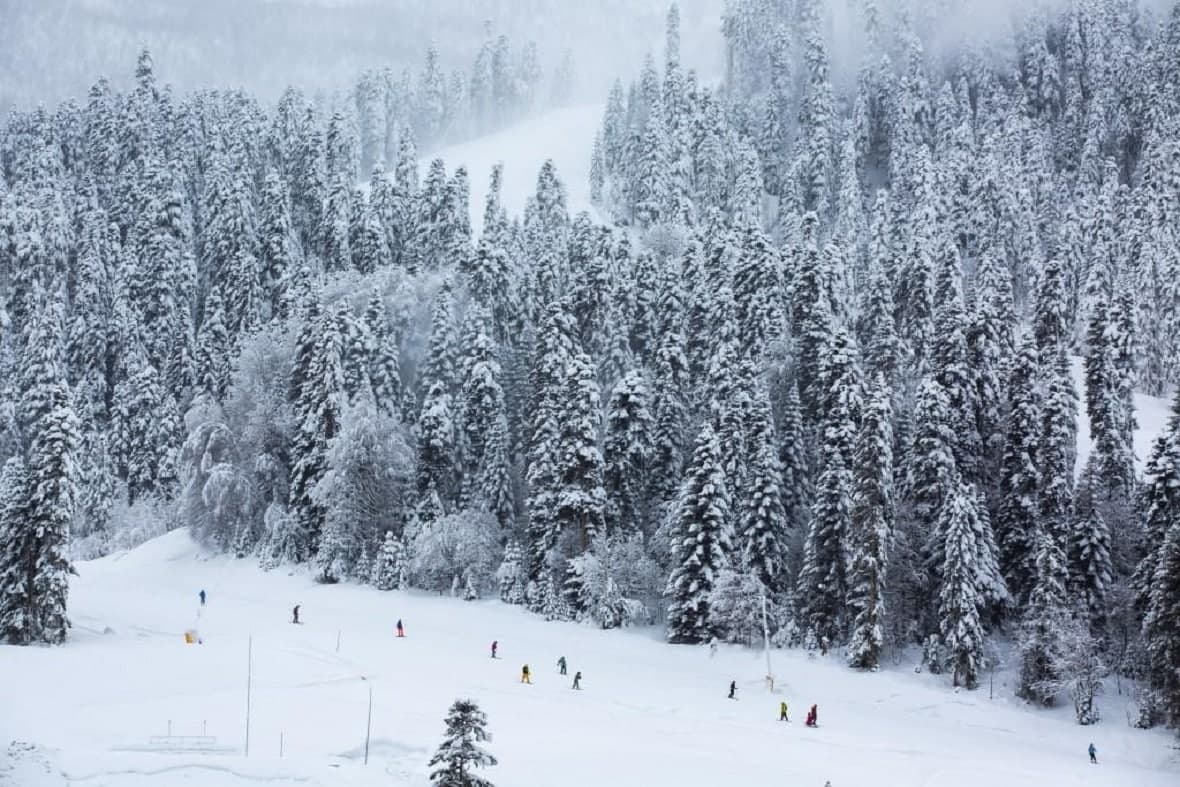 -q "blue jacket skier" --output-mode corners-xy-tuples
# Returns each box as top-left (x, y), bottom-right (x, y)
(1088, 743), (1097, 763)
(199, 589), (206, 606)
